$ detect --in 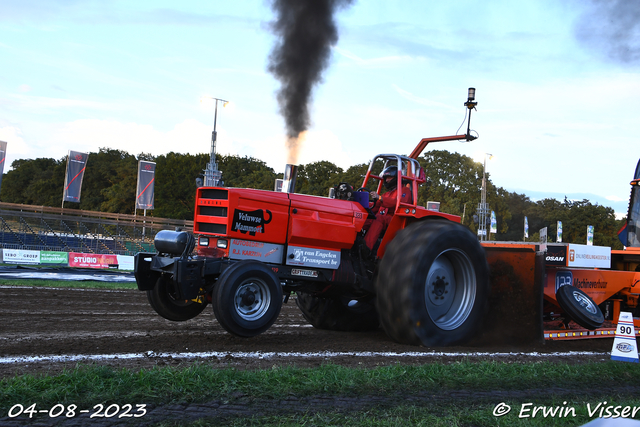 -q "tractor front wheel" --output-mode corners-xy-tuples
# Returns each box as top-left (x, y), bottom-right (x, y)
(375, 220), (490, 346)
(212, 260), (283, 337)
(146, 276), (208, 321)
